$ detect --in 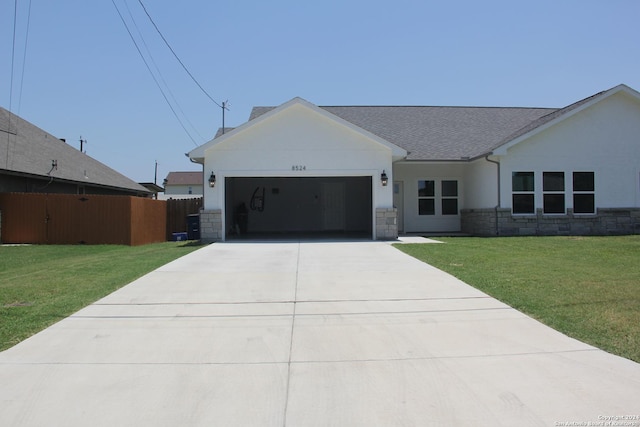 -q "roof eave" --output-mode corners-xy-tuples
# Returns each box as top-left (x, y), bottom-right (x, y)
(0, 169), (151, 195)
